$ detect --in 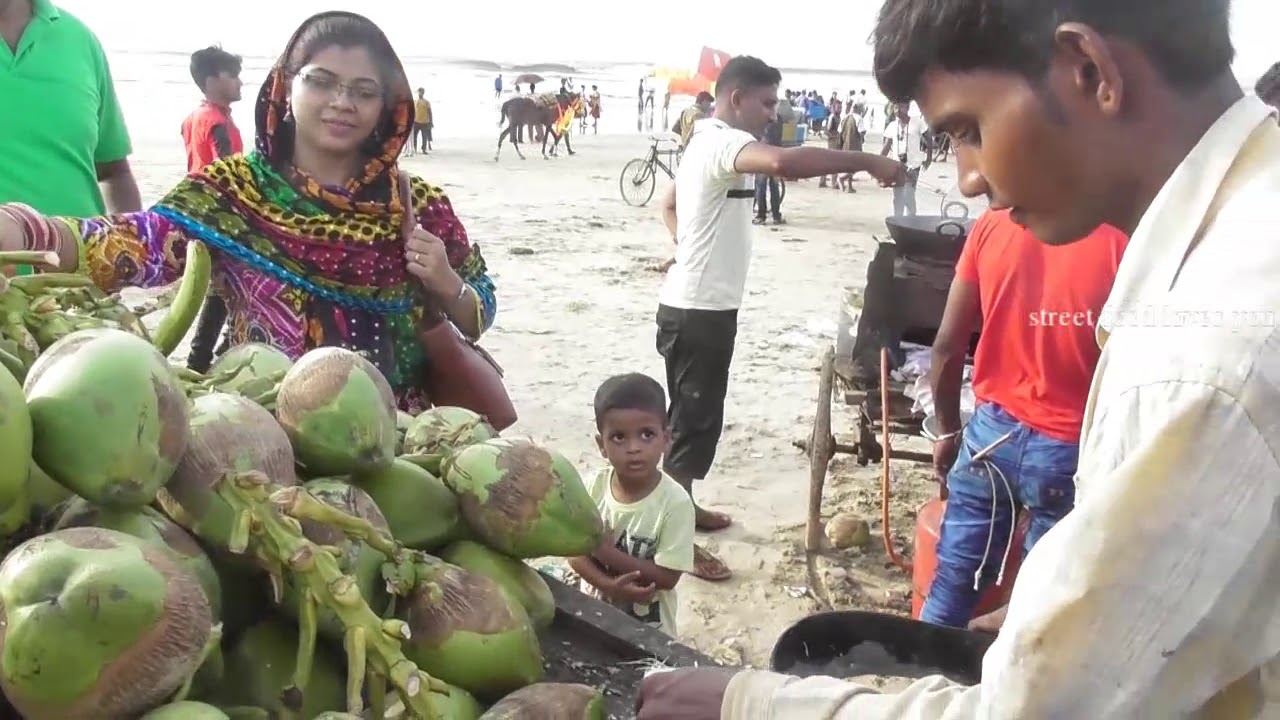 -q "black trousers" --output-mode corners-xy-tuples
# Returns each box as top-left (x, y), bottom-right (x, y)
(655, 304), (738, 483)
